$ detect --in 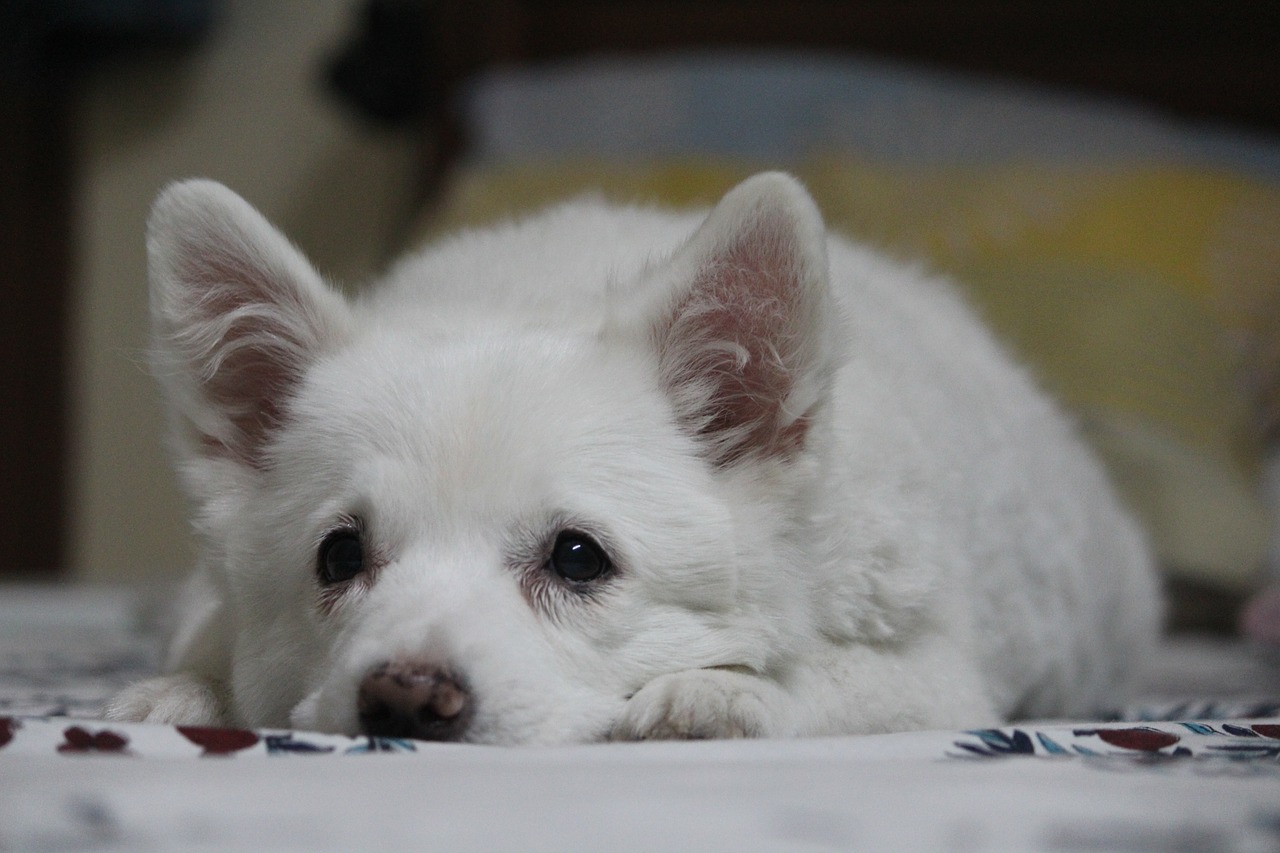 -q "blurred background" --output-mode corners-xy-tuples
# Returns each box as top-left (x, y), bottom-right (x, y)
(4, 0), (421, 586)
(3, 0), (1279, 636)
